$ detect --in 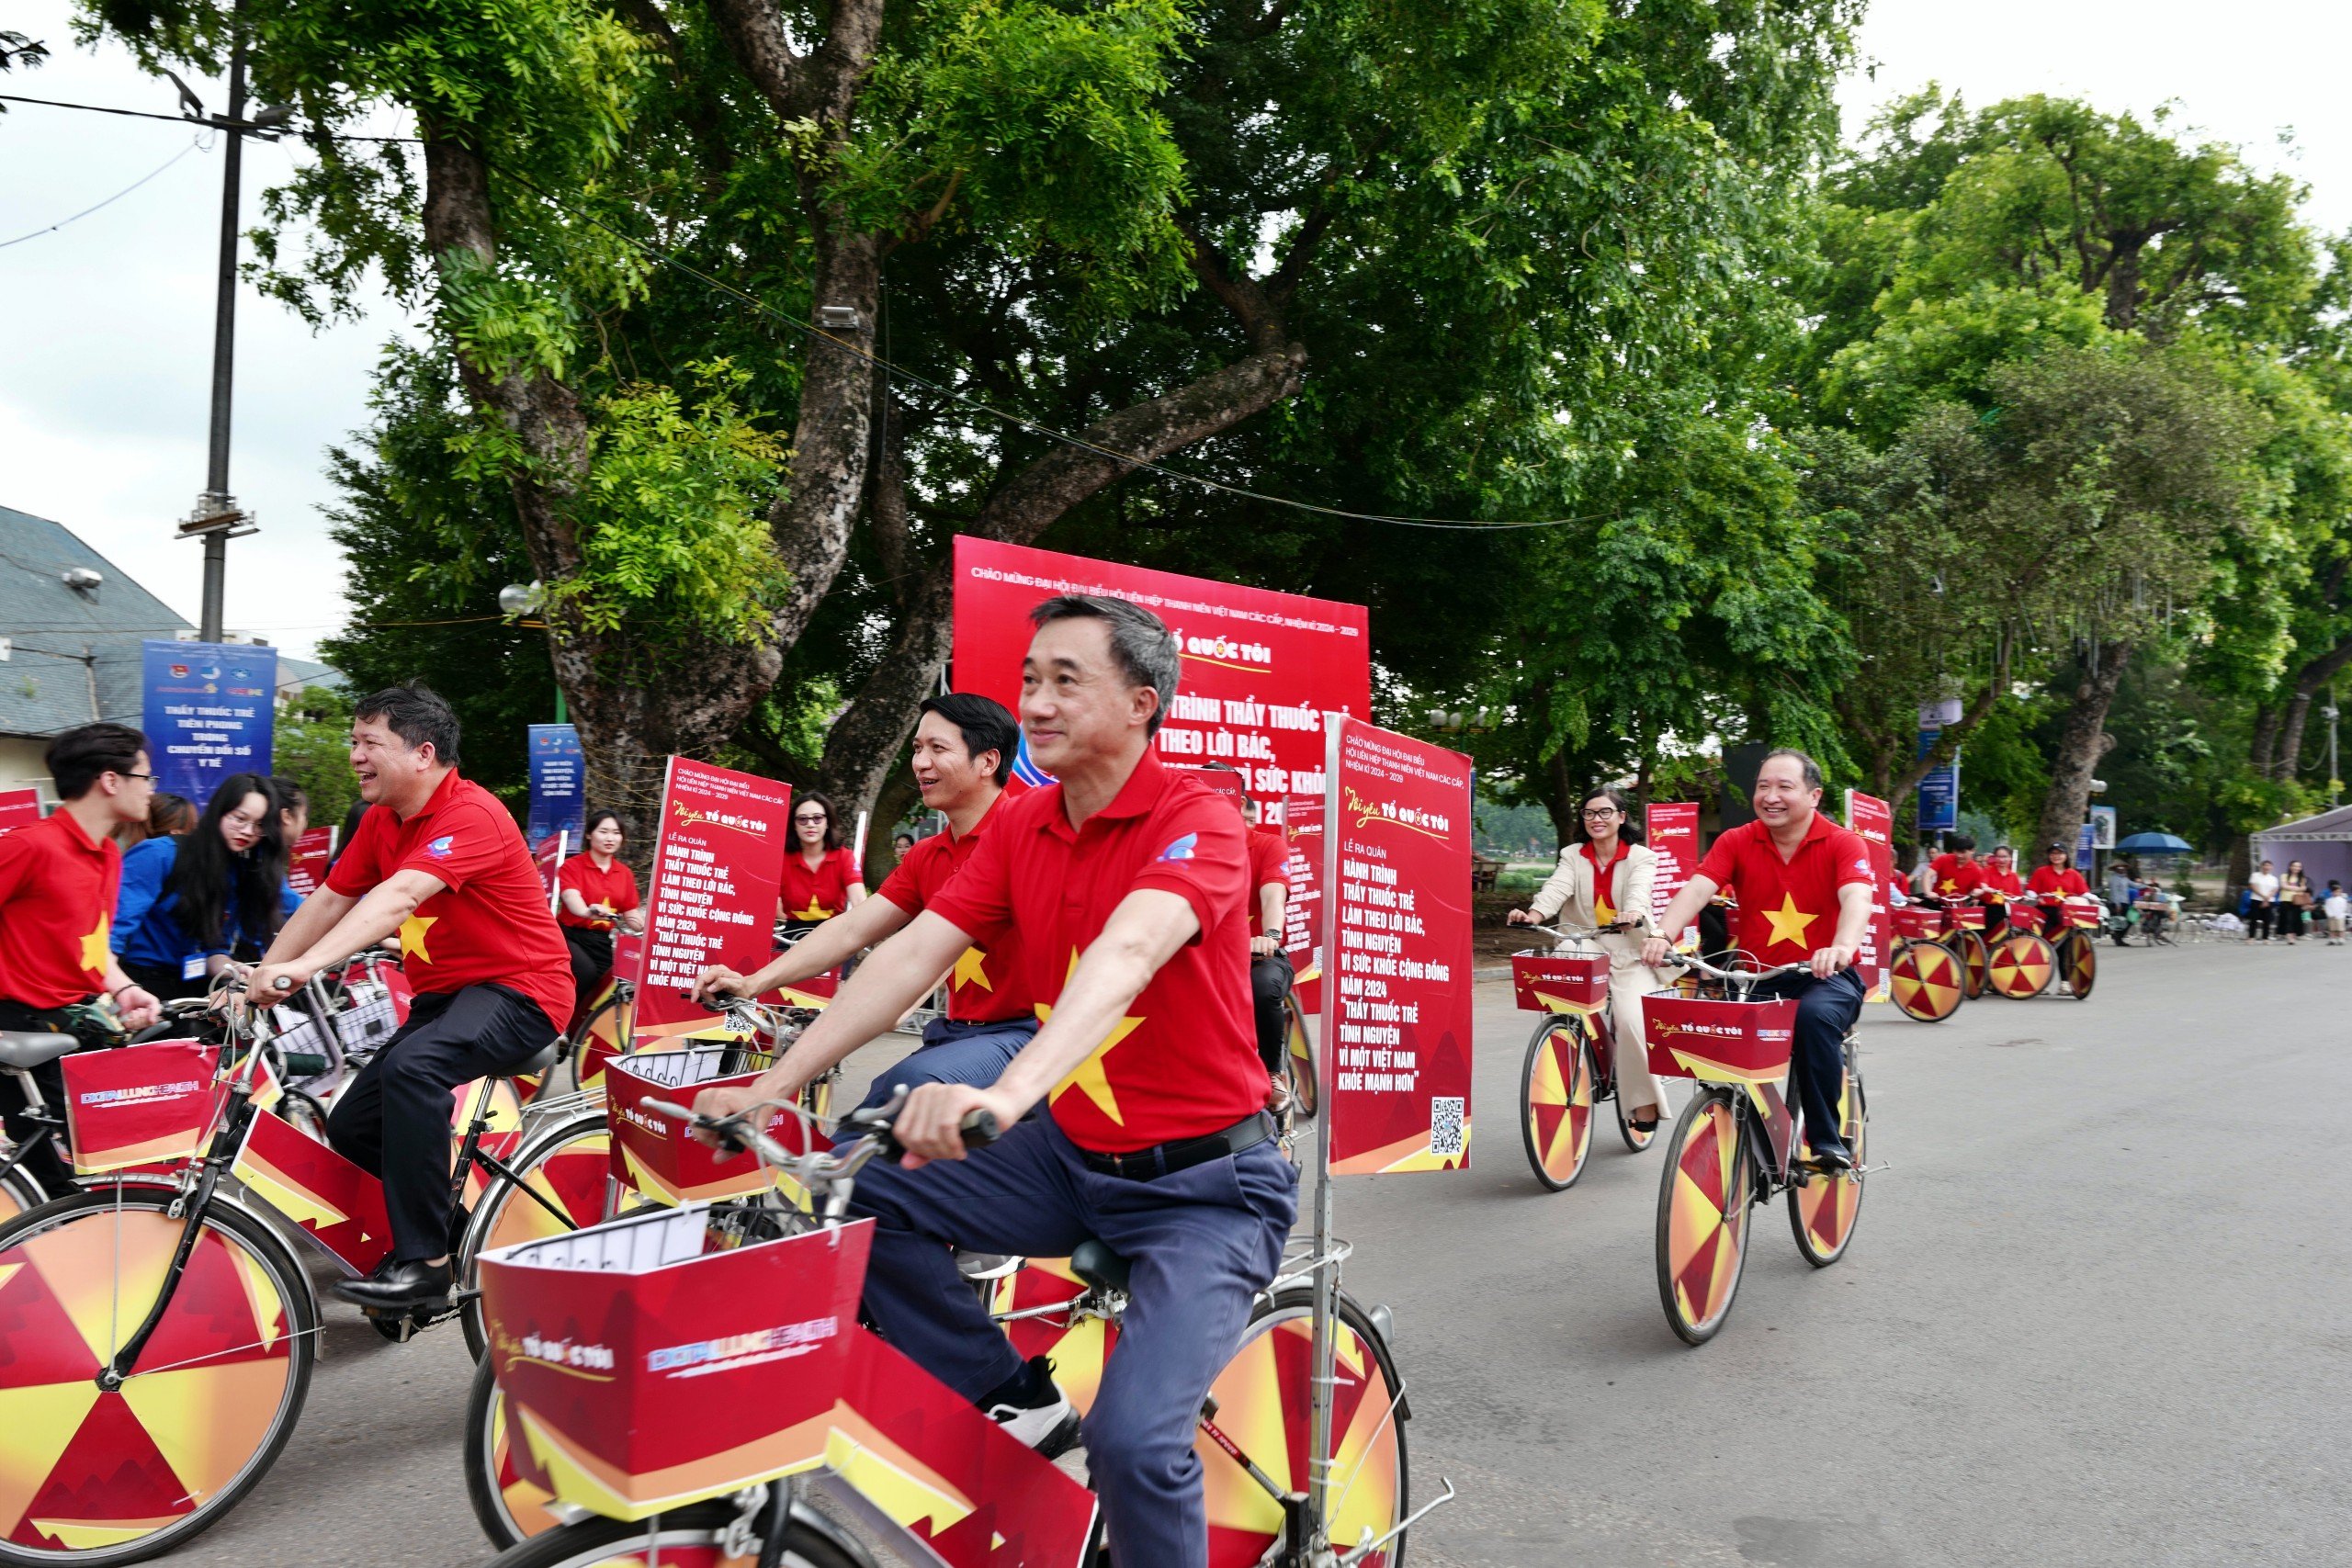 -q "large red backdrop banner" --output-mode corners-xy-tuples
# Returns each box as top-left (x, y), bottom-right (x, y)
(1320, 716), (1474, 1175)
